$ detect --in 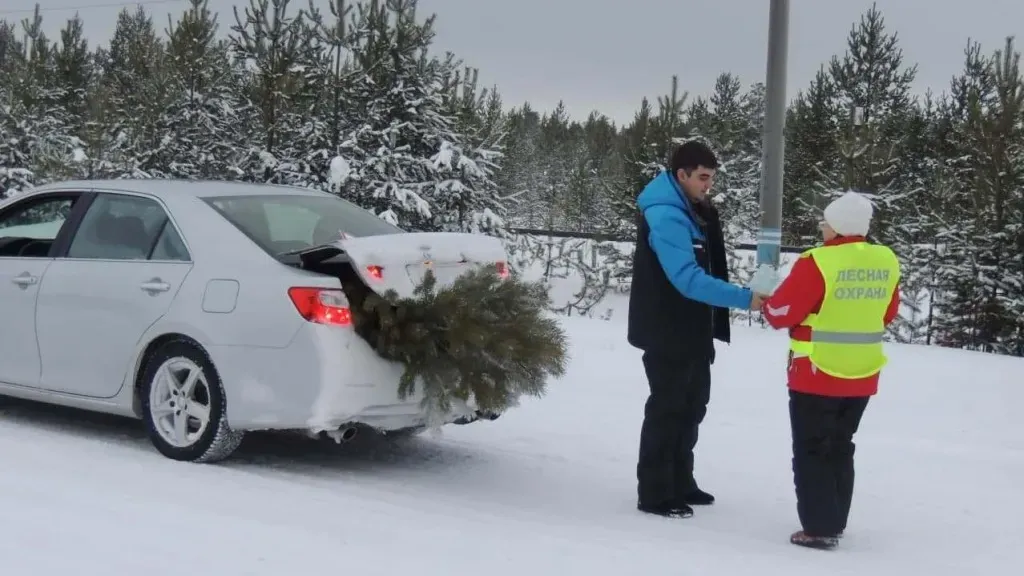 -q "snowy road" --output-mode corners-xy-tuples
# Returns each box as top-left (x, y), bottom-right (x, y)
(2, 316), (1021, 575)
